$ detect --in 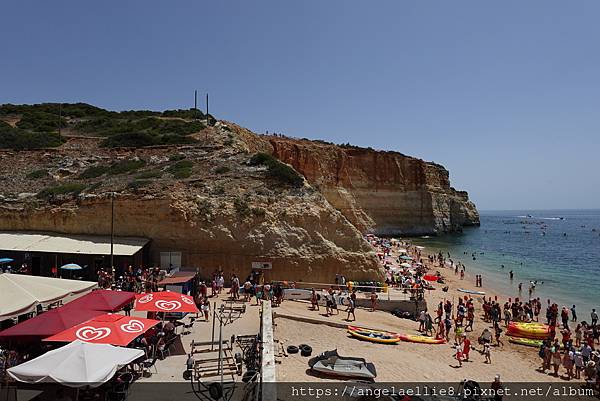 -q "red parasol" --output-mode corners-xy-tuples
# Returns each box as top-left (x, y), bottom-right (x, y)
(43, 313), (160, 346)
(423, 275), (440, 282)
(134, 291), (199, 313)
